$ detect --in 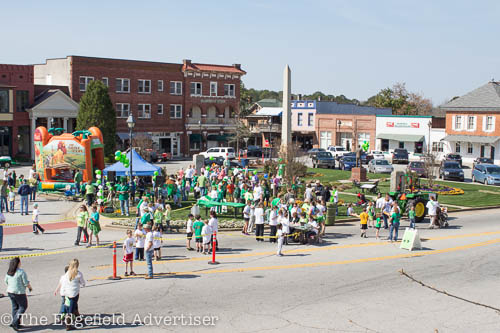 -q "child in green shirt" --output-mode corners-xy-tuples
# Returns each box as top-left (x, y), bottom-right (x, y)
(154, 206), (164, 233)
(375, 214), (382, 240)
(193, 216), (204, 253)
(408, 204), (416, 229)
